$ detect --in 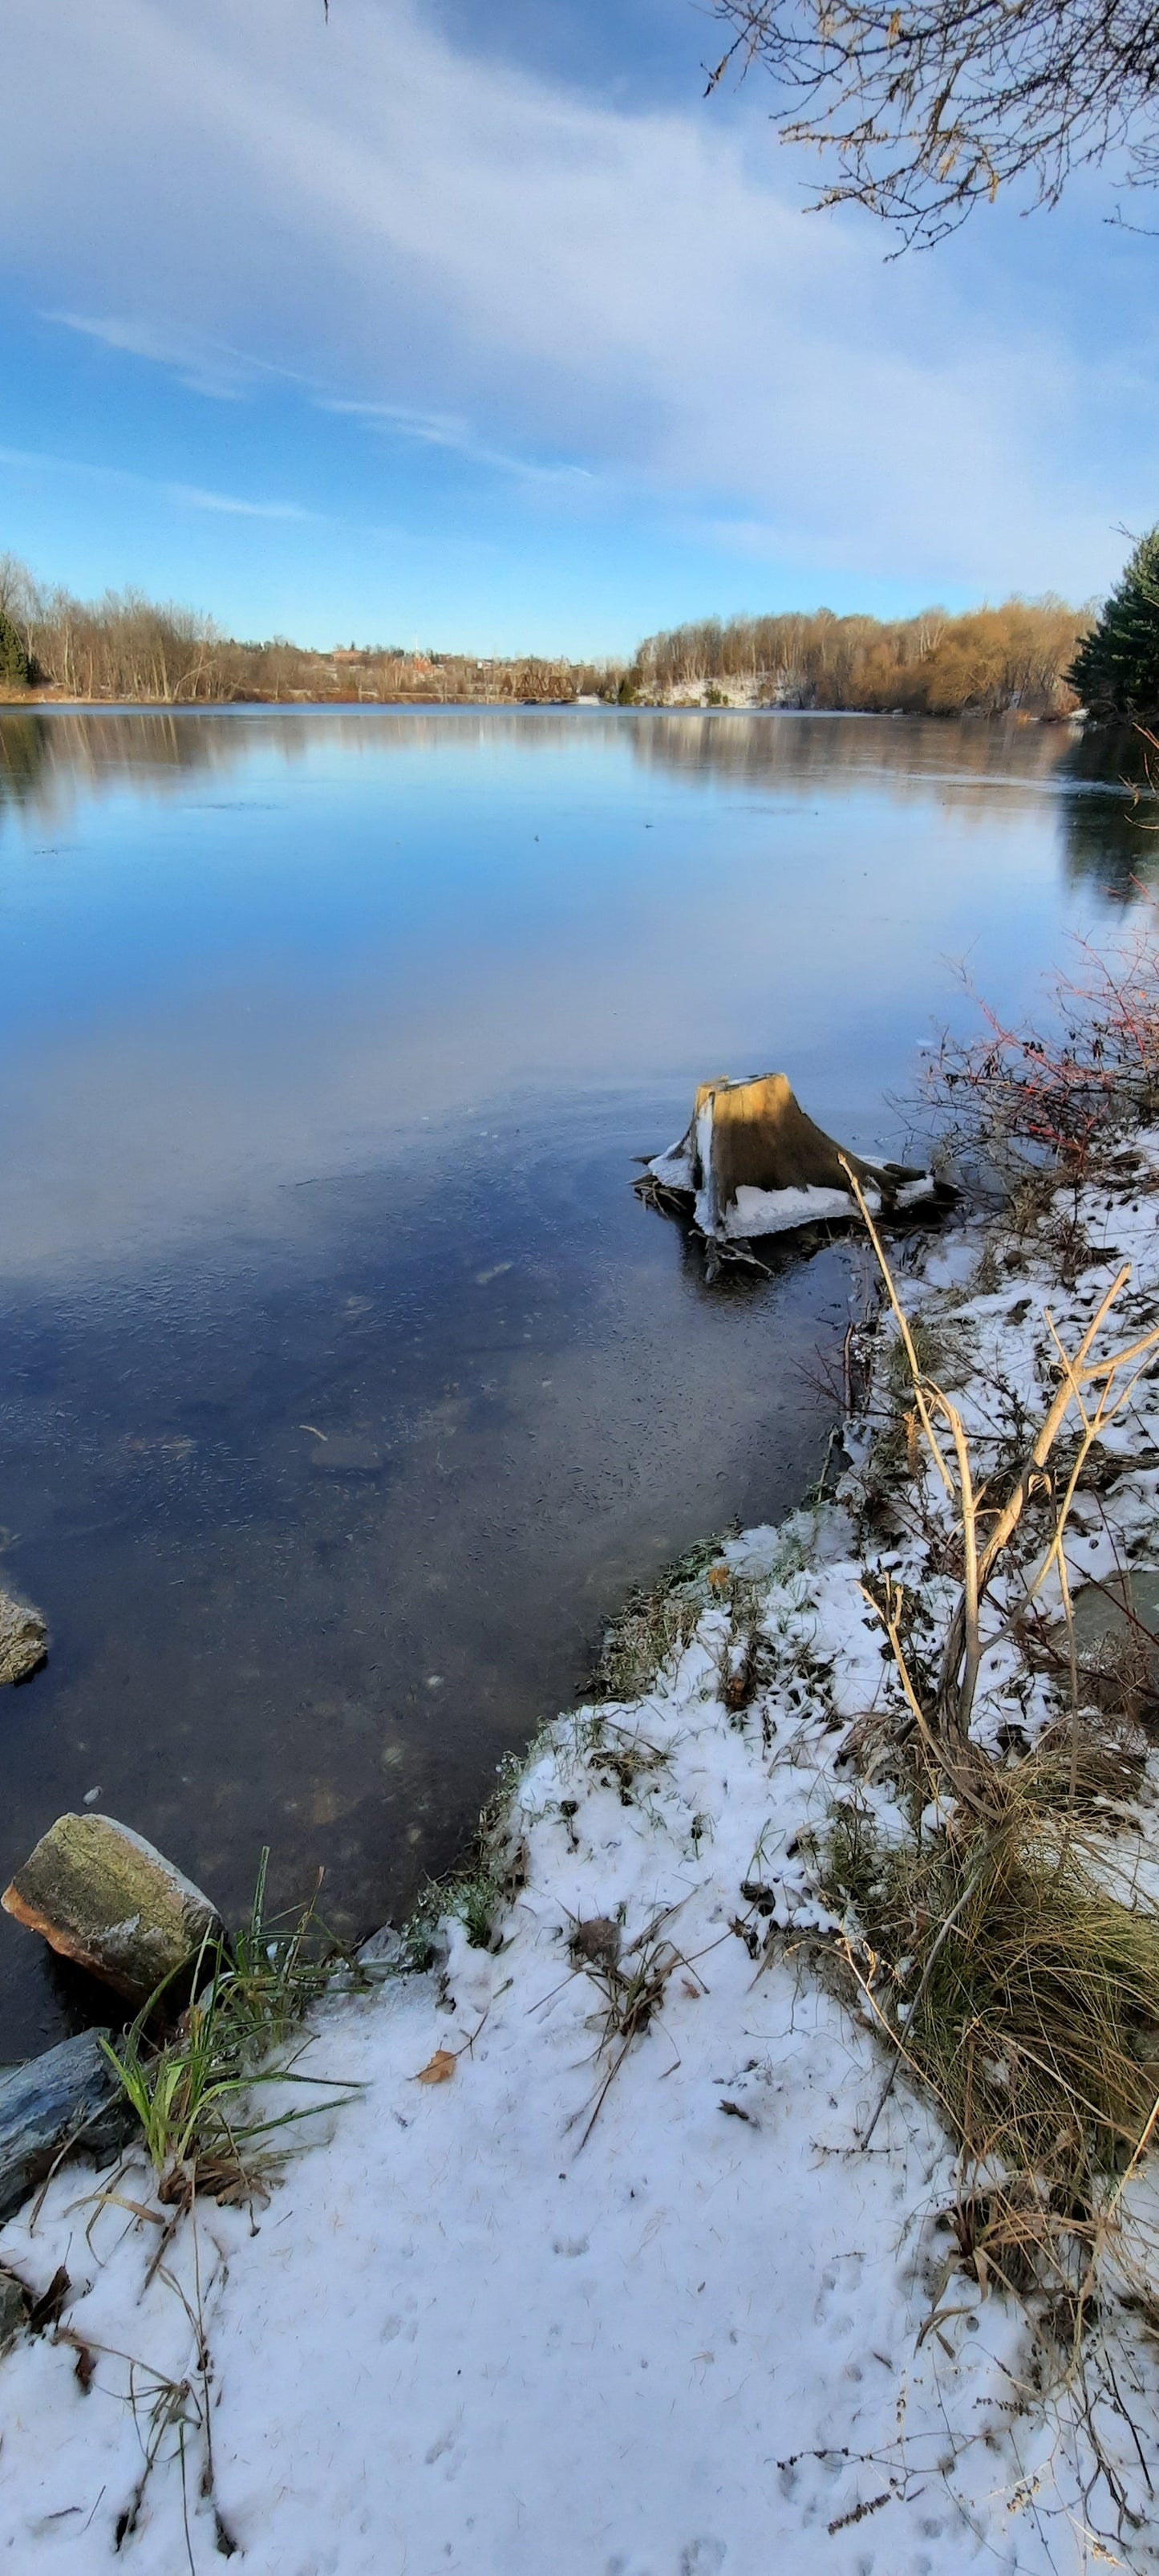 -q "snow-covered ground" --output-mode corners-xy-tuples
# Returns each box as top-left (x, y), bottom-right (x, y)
(5, 1156), (1159, 2575)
